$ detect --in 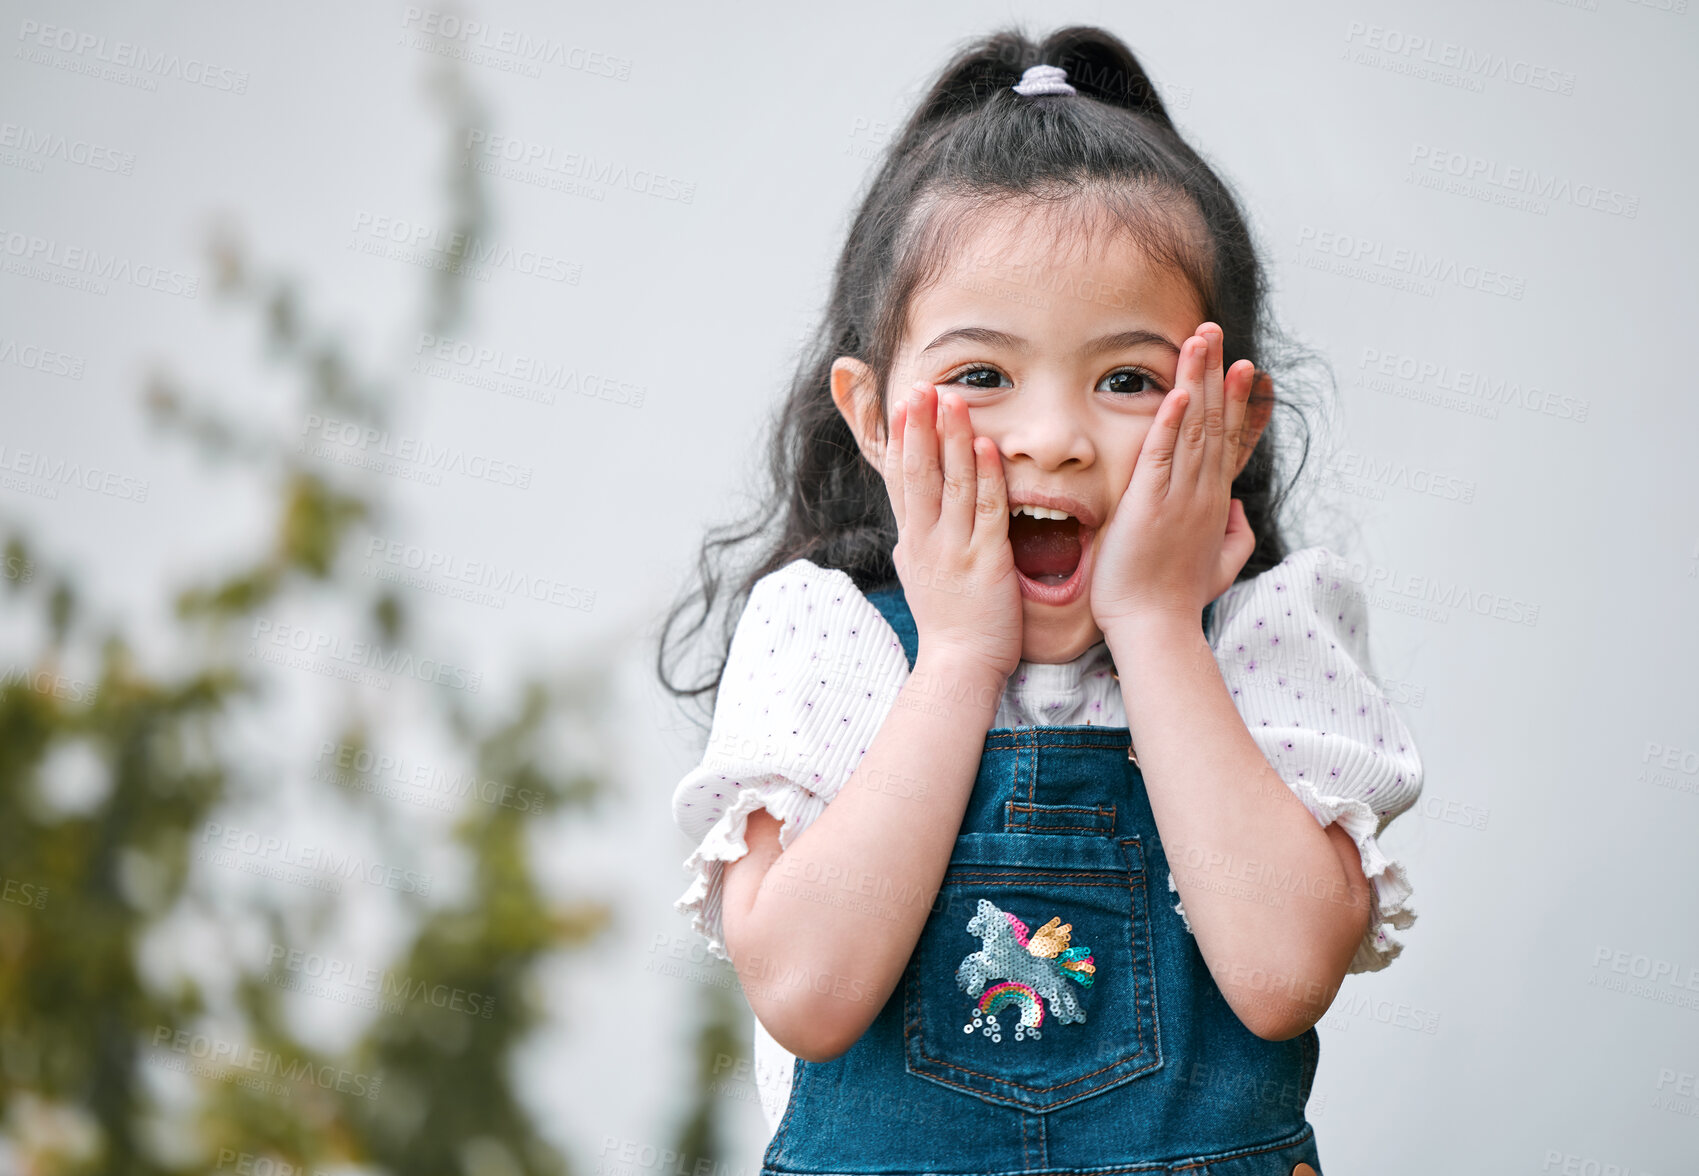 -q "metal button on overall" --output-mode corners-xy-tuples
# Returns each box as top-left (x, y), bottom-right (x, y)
(758, 580), (1327, 1176)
